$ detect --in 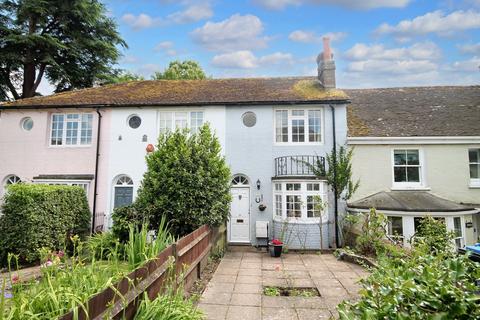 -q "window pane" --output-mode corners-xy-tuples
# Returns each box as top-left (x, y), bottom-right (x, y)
(66, 117), (79, 145)
(308, 110), (321, 142)
(307, 183), (320, 191)
(307, 195), (322, 218)
(292, 110), (304, 116)
(81, 114), (93, 145)
(275, 195), (282, 217)
(406, 150), (419, 165)
(407, 167), (420, 182)
(286, 195), (301, 218)
(394, 150), (406, 165)
(159, 112), (173, 133)
(275, 183), (282, 191)
(394, 167), (407, 182)
(51, 114), (64, 145)
(469, 149), (479, 163)
(286, 183), (301, 191)
(275, 110), (288, 142)
(453, 217), (462, 237)
(292, 119), (305, 142)
(190, 111), (204, 134)
(387, 216), (403, 236)
(470, 164), (480, 179)
(175, 112), (188, 129)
